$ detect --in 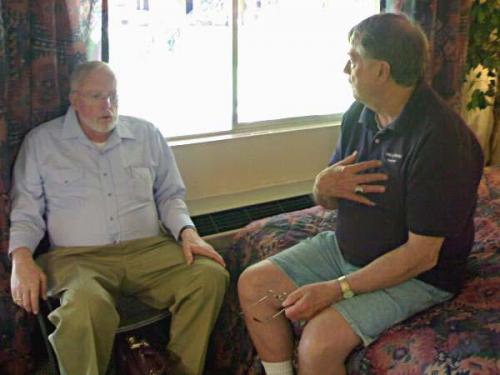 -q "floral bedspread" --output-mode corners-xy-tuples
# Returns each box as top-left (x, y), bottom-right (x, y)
(205, 167), (500, 375)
